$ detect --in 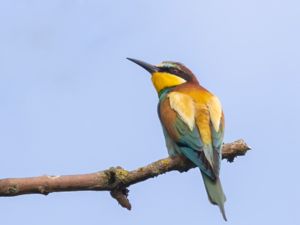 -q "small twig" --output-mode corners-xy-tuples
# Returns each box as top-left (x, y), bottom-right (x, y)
(110, 188), (131, 210)
(0, 139), (250, 209)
